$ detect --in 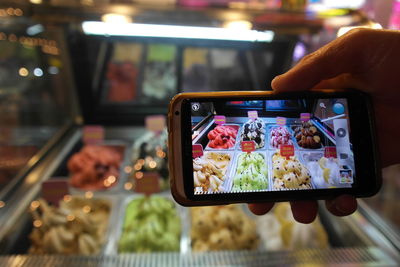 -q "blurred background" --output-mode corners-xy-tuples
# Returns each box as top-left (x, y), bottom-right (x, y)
(0, 0), (399, 265)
